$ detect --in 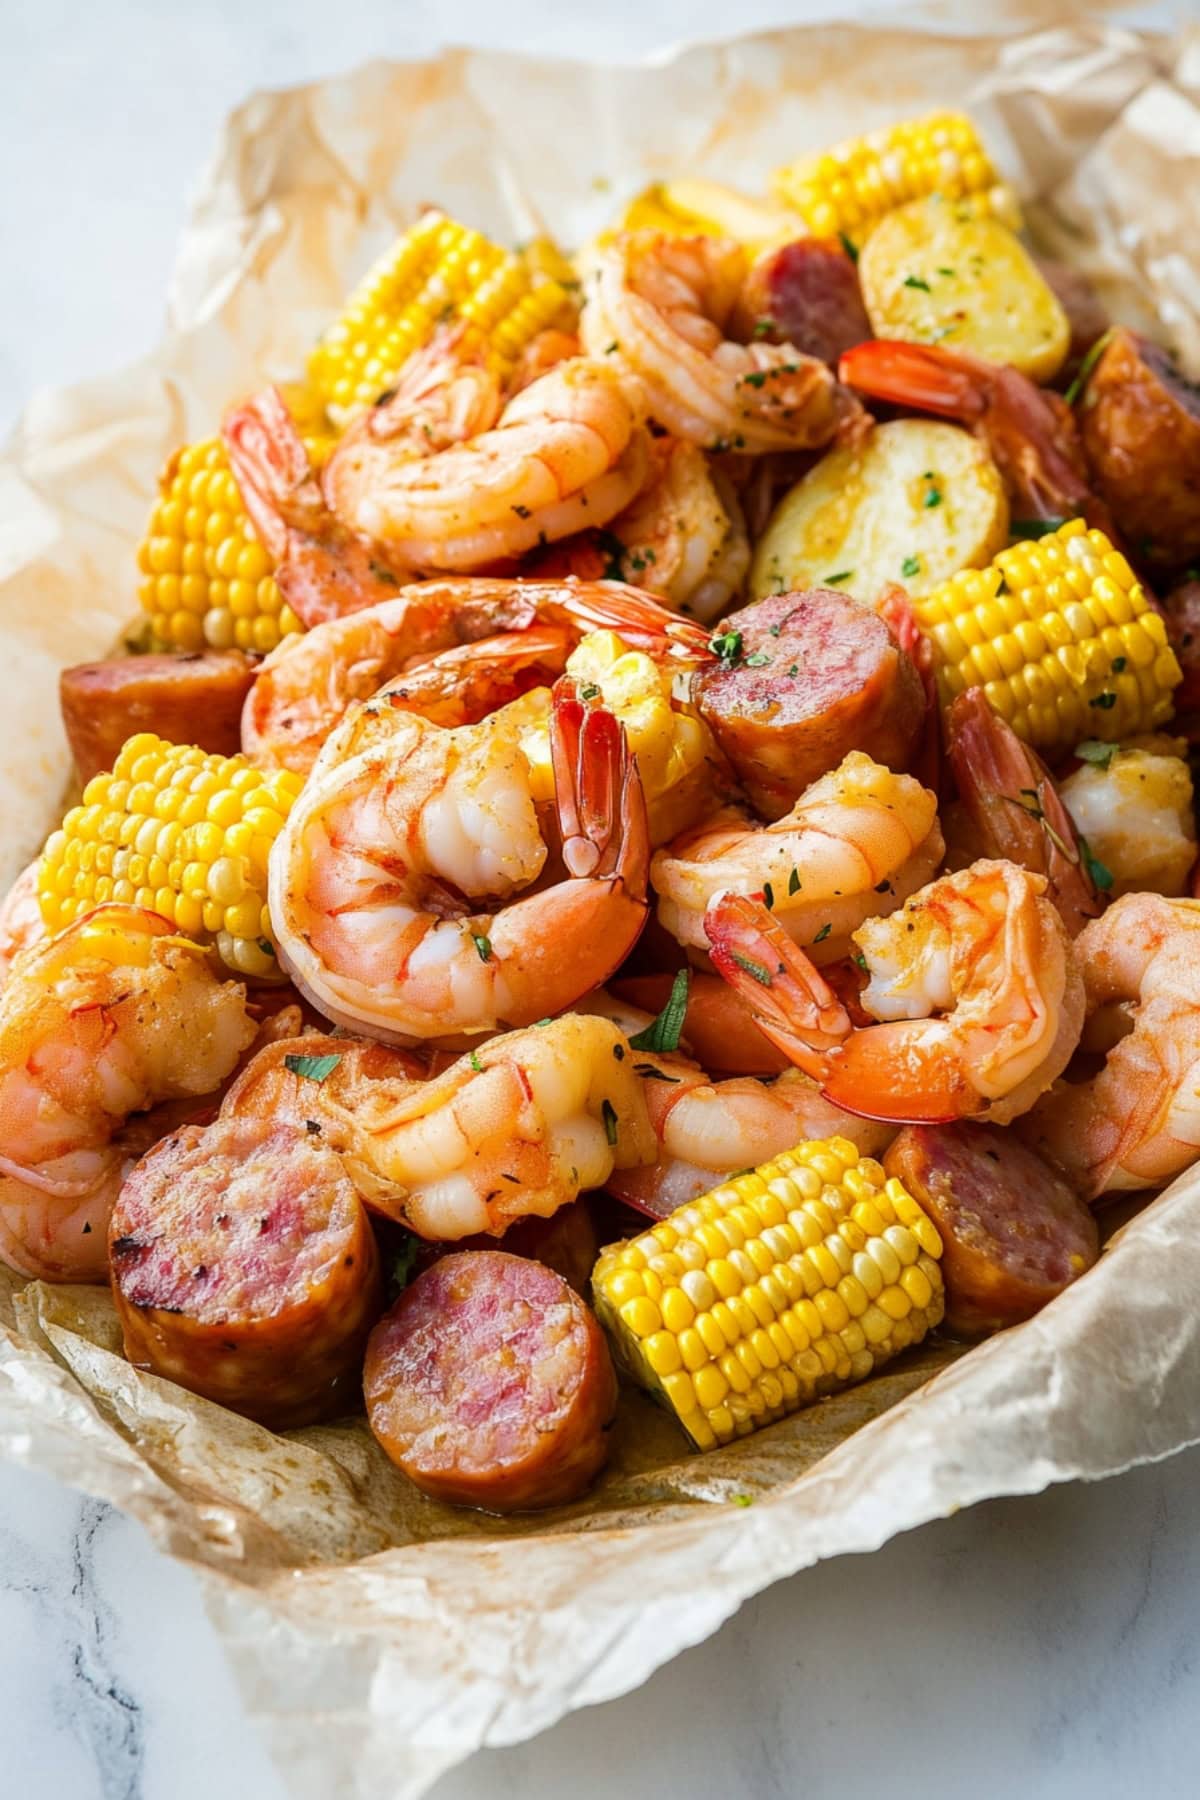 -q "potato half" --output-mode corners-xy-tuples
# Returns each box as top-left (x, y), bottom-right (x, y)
(859, 196), (1070, 382)
(749, 418), (1009, 603)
